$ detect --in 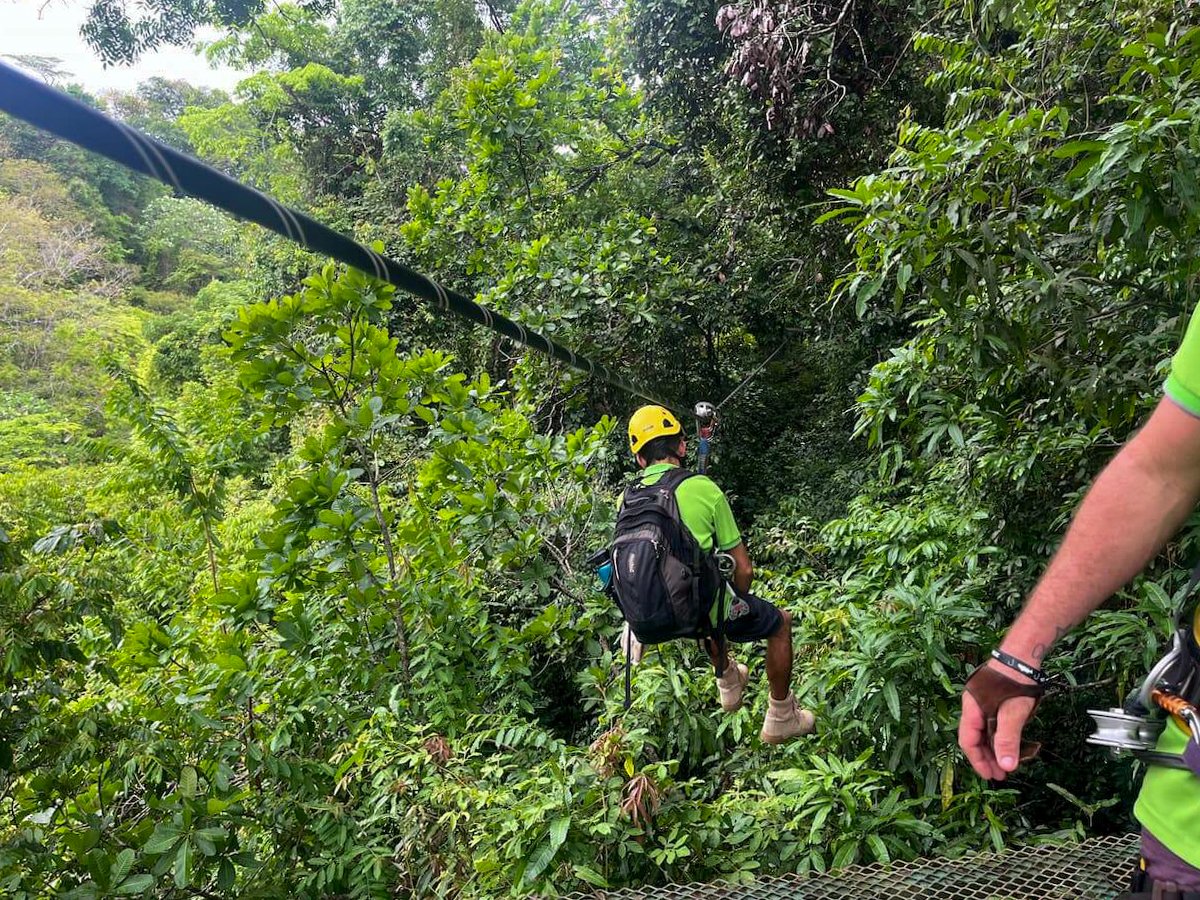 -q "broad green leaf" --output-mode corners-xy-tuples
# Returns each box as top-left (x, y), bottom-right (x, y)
(115, 874), (156, 895)
(174, 841), (193, 889)
(1051, 139), (1107, 158)
(573, 865), (608, 887)
(110, 849), (135, 887)
(143, 826), (182, 855)
(179, 765), (198, 798)
(549, 816), (570, 851)
(882, 682), (901, 721)
(831, 840), (857, 870)
(940, 759), (955, 811)
(218, 859), (236, 891)
(866, 835), (890, 863)
(522, 840), (557, 886)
